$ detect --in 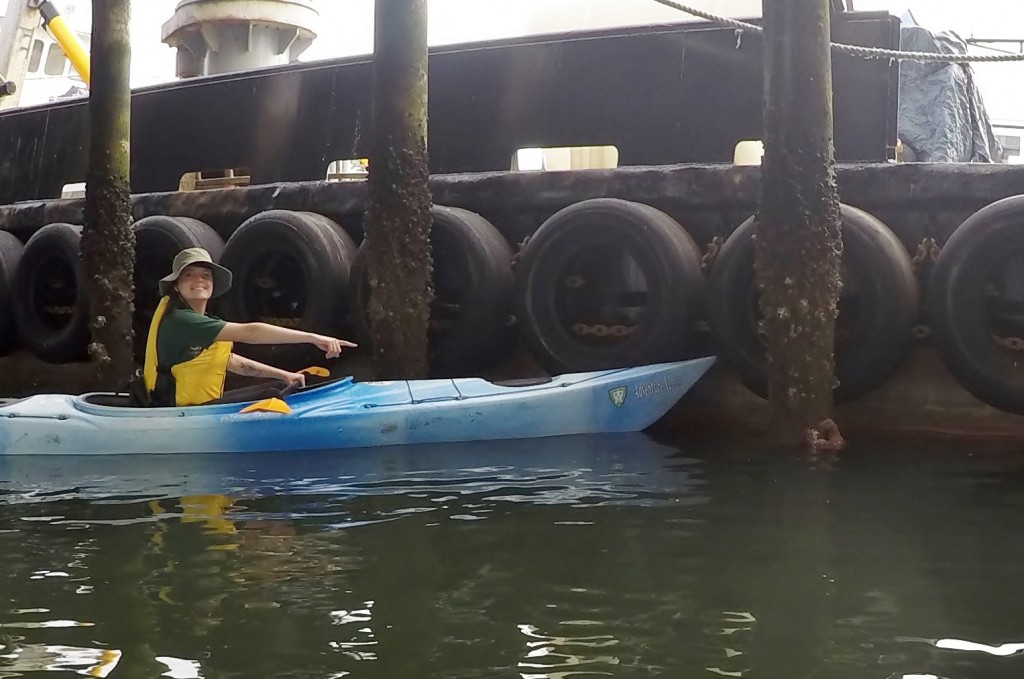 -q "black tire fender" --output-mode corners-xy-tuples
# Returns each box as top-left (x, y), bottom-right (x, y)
(515, 198), (705, 374)
(219, 210), (356, 334)
(12, 223), (89, 363)
(928, 195), (1024, 414)
(708, 204), (918, 401)
(0, 230), (24, 356)
(133, 216), (225, 344)
(350, 205), (515, 376)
